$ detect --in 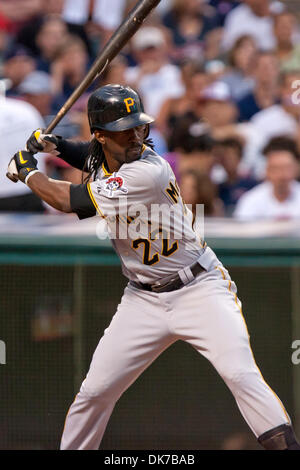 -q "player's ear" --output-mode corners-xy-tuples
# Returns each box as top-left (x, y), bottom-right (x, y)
(94, 130), (105, 145)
